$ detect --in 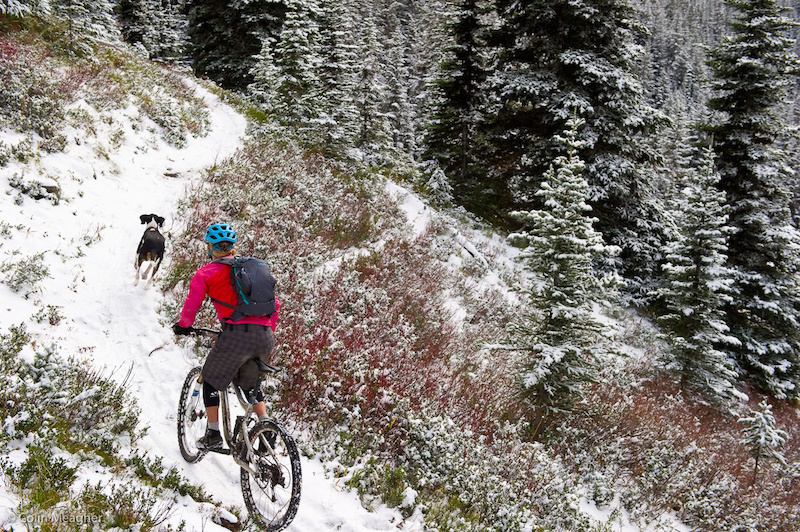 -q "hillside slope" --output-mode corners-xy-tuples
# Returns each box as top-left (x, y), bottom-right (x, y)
(0, 41), (421, 531)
